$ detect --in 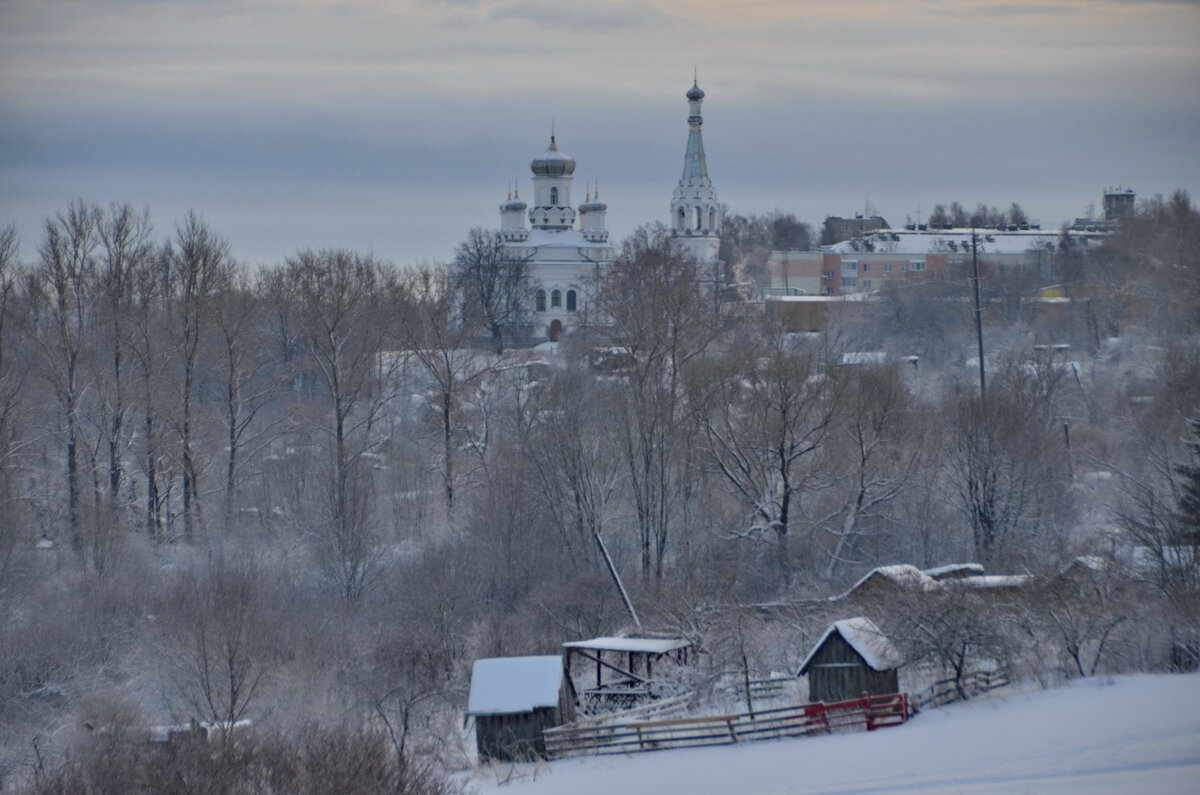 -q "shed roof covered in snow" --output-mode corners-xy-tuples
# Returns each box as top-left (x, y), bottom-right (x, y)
(921, 563), (985, 580)
(562, 636), (691, 655)
(467, 656), (565, 716)
(835, 564), (936, 600)
(799, 617), (904, 674)
(950, 574), (1033, 589)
